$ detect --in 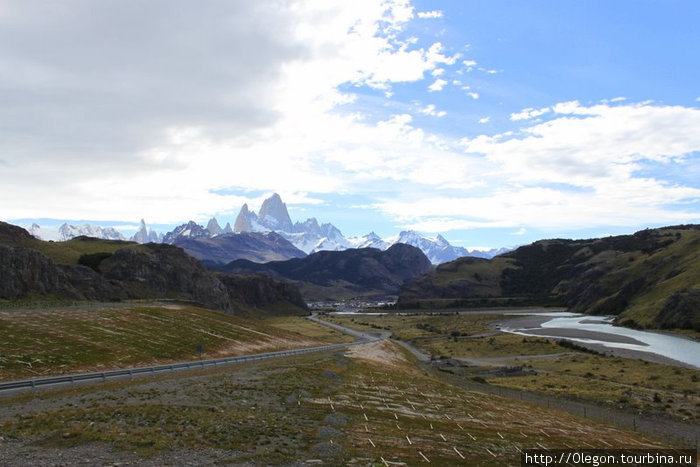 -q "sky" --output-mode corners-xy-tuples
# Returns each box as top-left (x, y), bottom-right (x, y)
(1, 0), (699, 248)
